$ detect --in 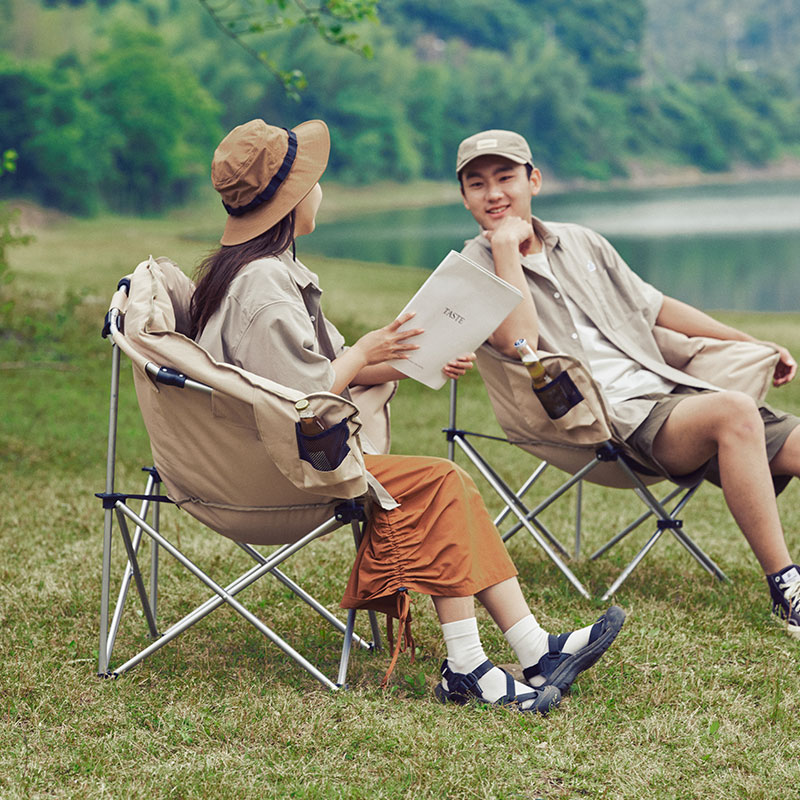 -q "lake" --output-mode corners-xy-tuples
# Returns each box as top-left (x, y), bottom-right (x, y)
(307, 180), (800, 312)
